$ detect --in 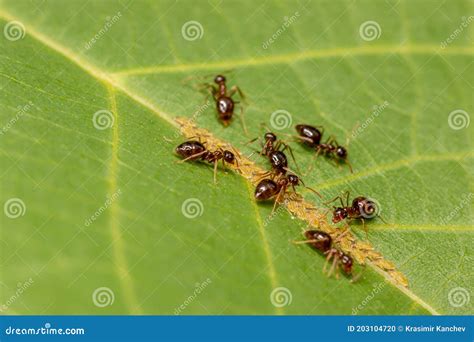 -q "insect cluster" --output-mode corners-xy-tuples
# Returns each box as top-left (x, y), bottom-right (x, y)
(174, 74), (385, 282)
